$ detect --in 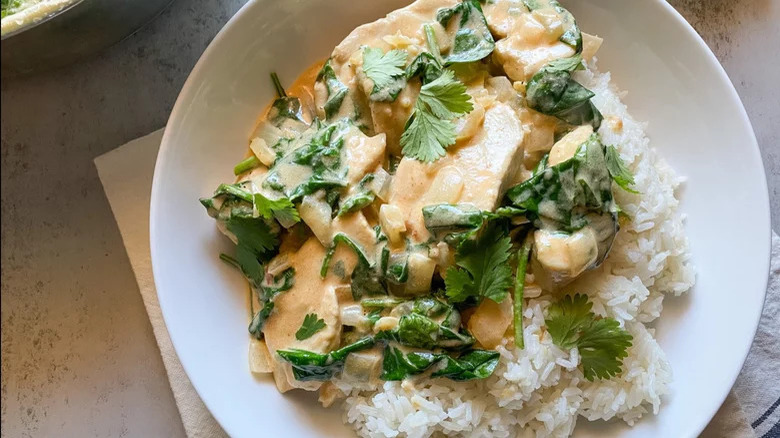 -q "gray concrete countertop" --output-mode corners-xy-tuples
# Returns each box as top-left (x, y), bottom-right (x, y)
(1, 0), (777, 436)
